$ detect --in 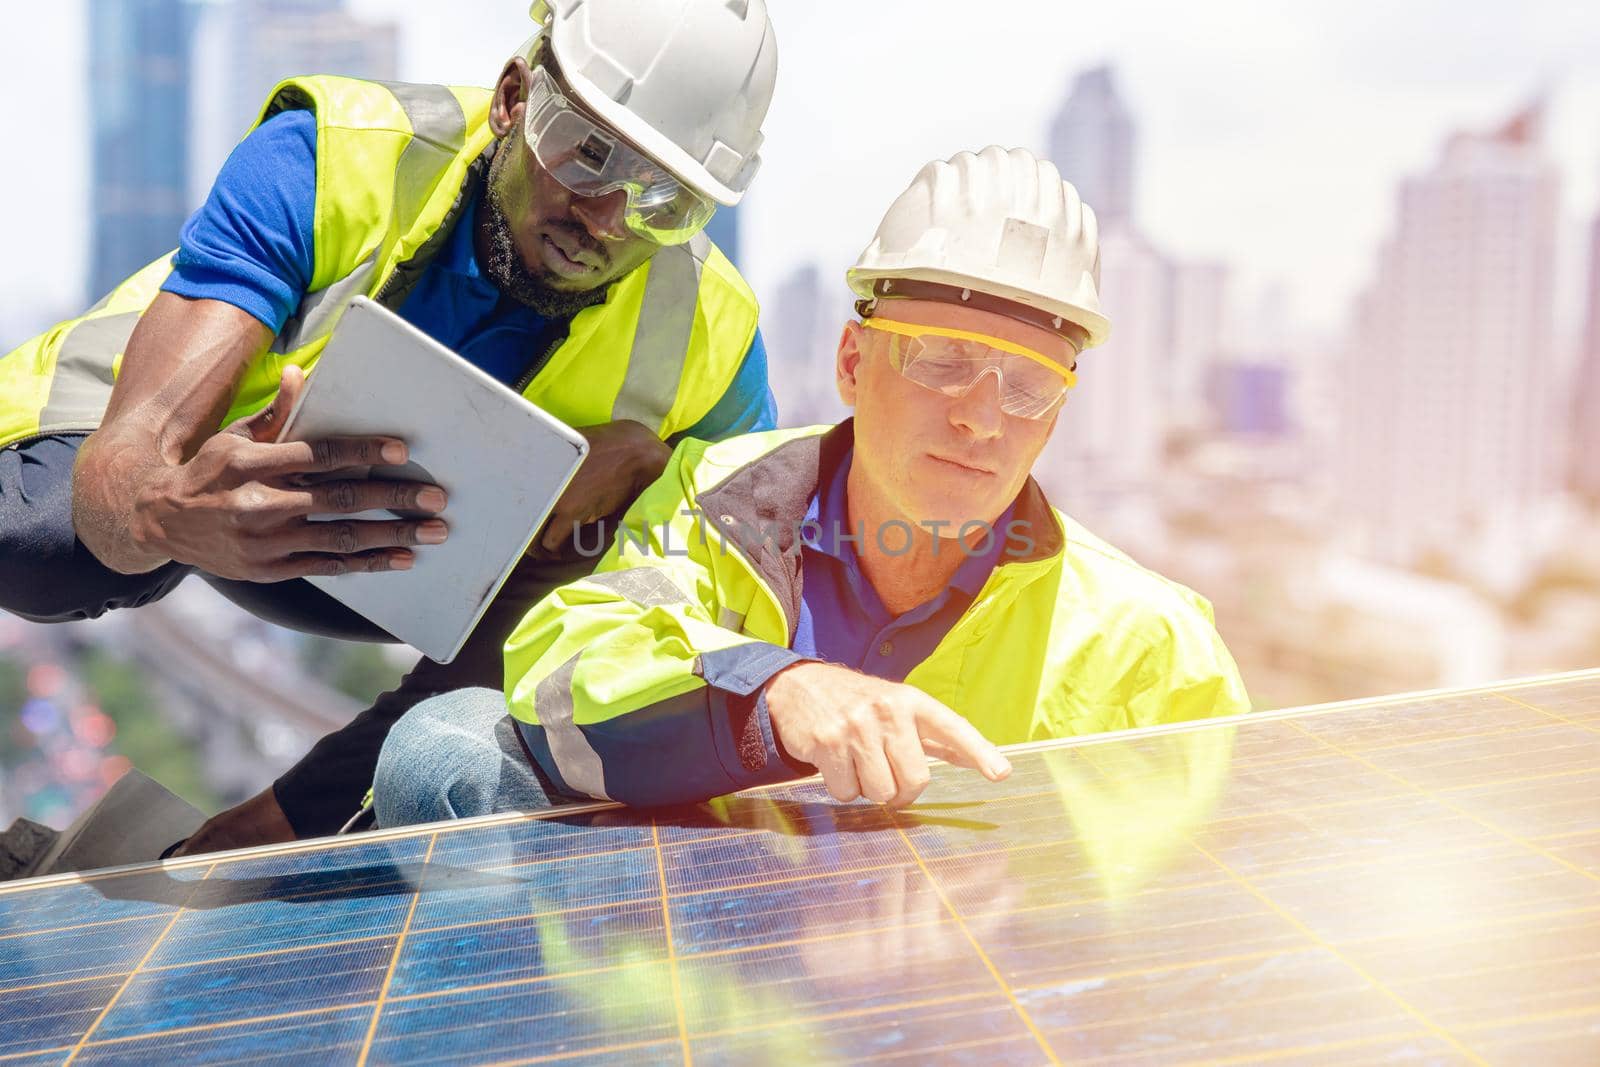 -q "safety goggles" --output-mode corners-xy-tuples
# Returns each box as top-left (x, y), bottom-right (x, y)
(862, 319), (1079, 419)
(523, 66), (716, 245)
